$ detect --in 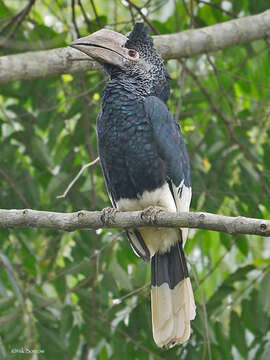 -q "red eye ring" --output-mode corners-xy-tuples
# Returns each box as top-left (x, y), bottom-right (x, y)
(128, 49), (139, 59)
